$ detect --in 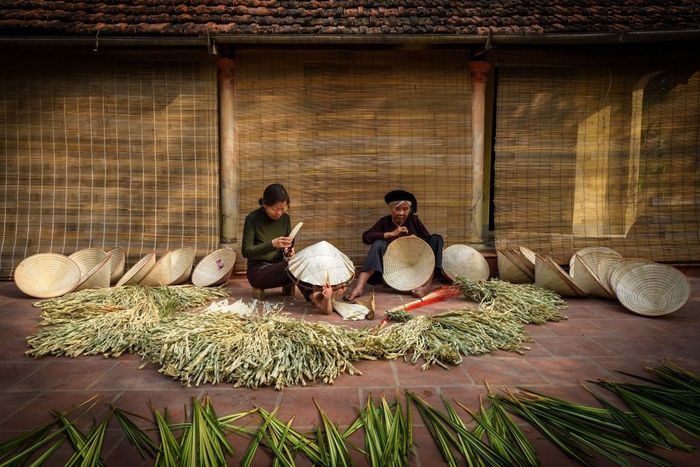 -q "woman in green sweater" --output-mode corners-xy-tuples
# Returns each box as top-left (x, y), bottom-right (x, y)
(242, 183), (295, 290)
